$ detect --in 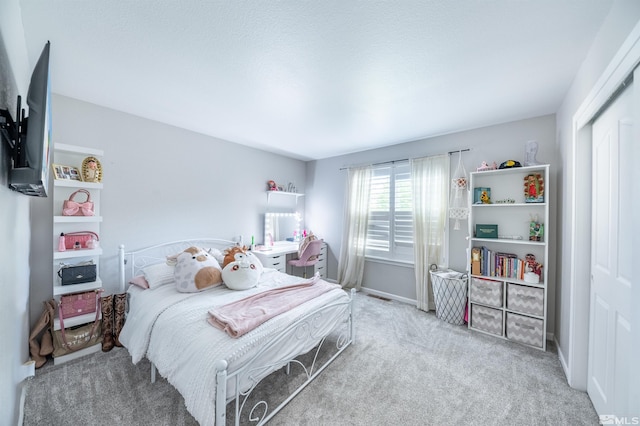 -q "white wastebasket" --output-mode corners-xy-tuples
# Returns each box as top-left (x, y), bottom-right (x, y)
(429, 269), (468, 325)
